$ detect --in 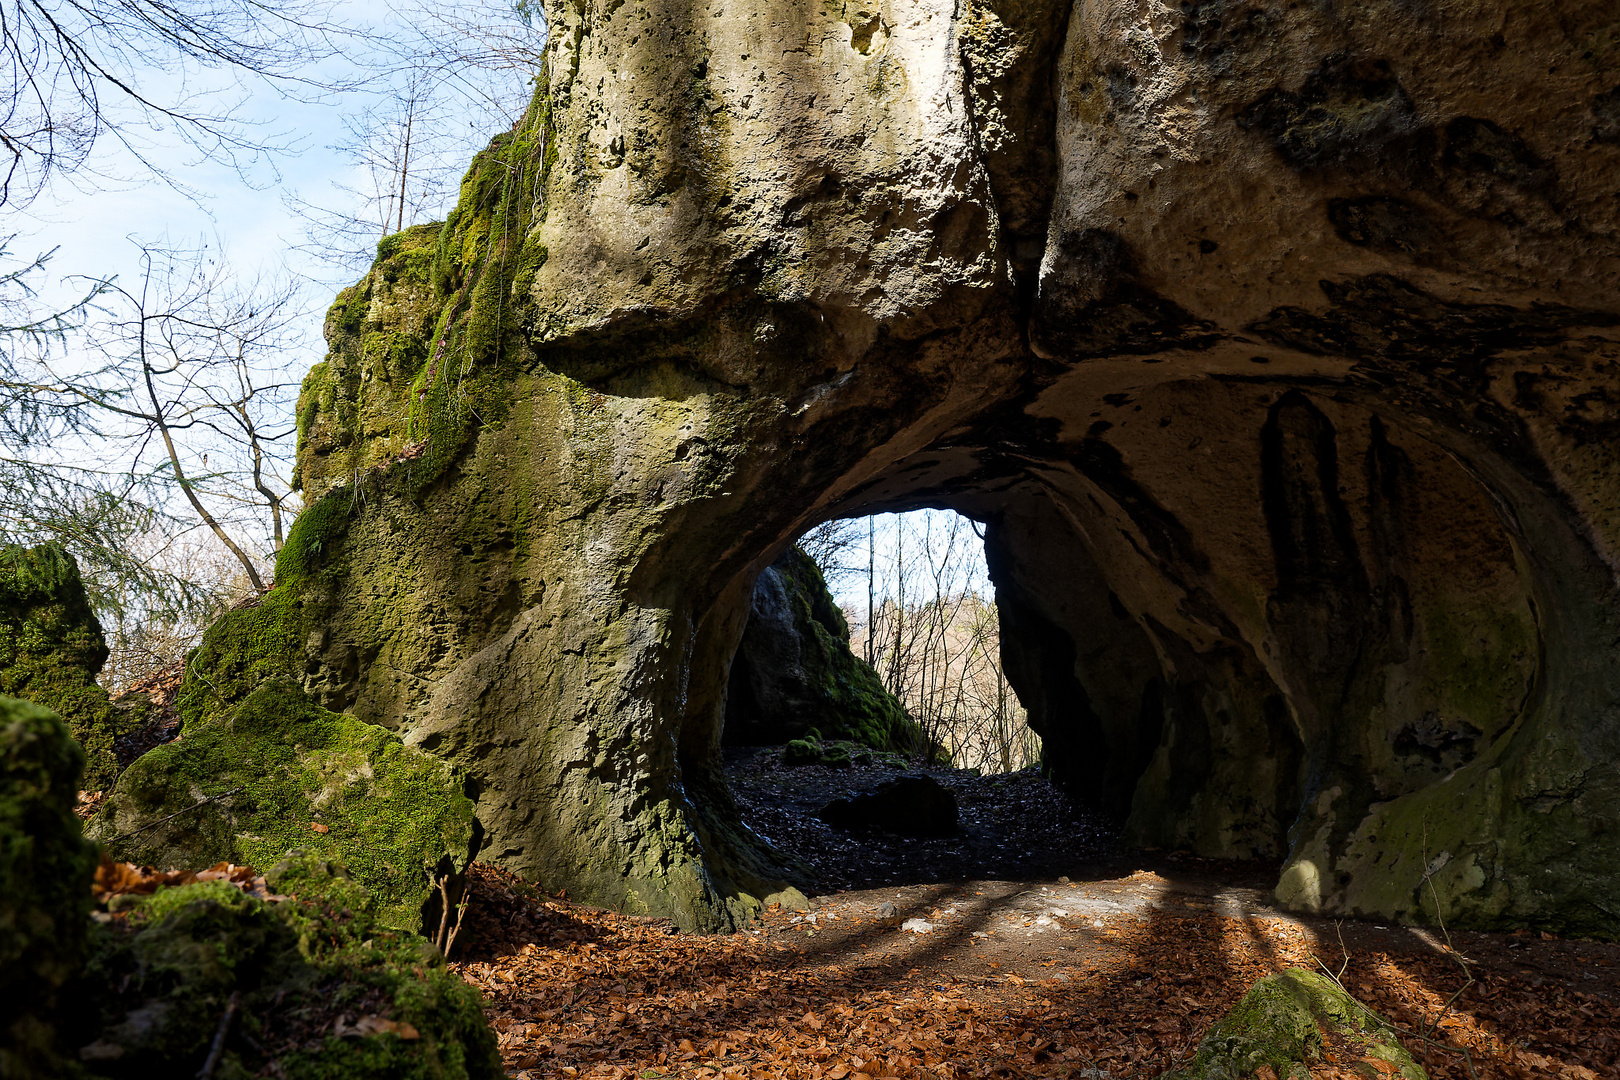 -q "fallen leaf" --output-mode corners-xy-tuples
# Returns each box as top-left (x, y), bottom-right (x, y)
(335, 1015), (420, 1039)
